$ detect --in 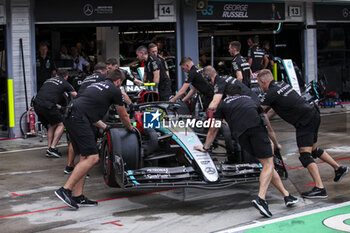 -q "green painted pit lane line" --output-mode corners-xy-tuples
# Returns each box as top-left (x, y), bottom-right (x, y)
(216, 202), (350, 233)
(245, 205), (350, 233)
